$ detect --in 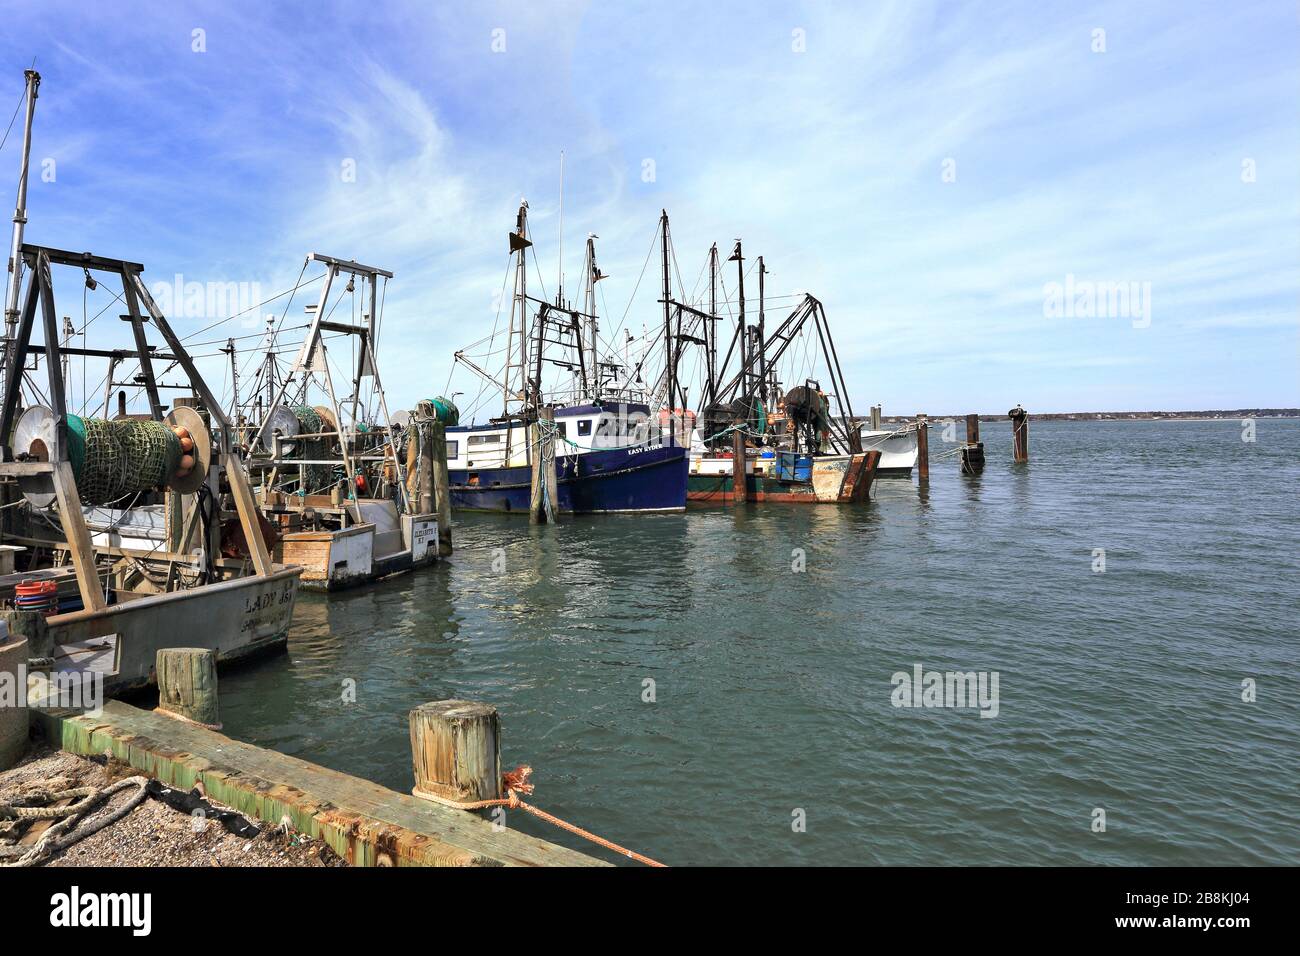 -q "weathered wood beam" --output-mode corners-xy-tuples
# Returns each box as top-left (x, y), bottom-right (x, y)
(32, 700), (605, 866)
